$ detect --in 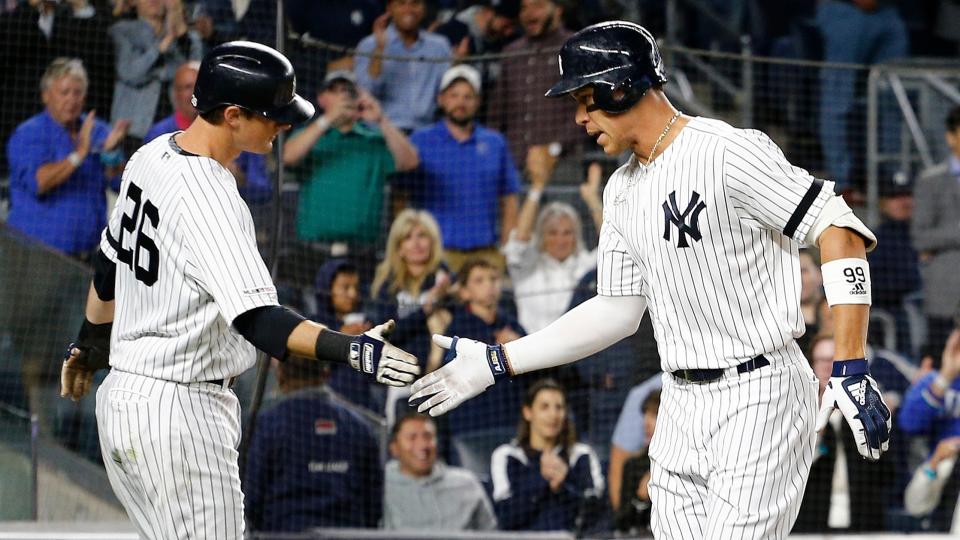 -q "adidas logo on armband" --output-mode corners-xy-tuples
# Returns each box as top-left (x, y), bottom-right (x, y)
(850, 283), (867, 295)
